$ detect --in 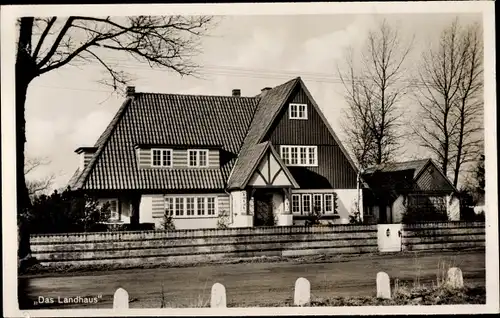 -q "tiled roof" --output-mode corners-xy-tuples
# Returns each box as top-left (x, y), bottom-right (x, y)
(362, 159), (431, 193)
(363, 159), (430, 176)
(71, 93), (259, 190)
